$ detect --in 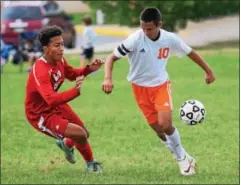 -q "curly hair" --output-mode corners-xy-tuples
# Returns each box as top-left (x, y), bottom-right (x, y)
(37, 25), (63, 47)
